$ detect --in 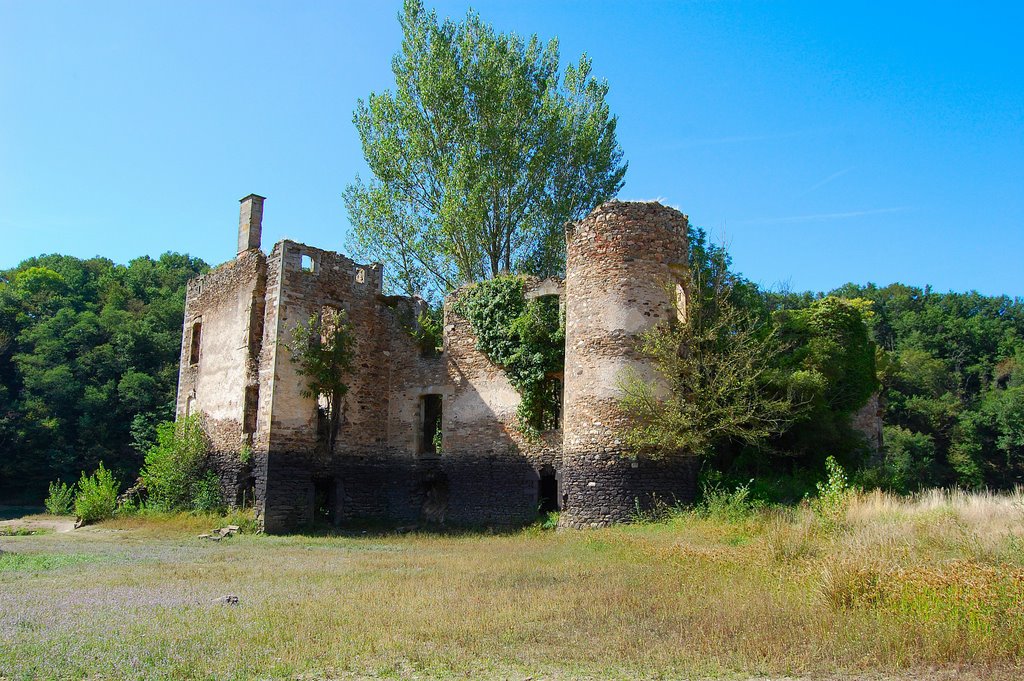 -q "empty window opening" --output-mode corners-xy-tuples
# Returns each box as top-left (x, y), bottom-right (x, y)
(316, 398), (331, 442)
(538, 466), (559, 514)
(185, 394), (196, 417)
(238, 476), (257, 508)
(676, 283), (688, 324)
(189, 320), (202, 365)
(421, 394), (443, 455)
(243, 385), (259, 434)
(667, 262), (688, 324)
(313, 478), (336, 525)
(420, 473), (449, 524)
(300, 253), (317, 273)
(535, 294), (562, 326)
